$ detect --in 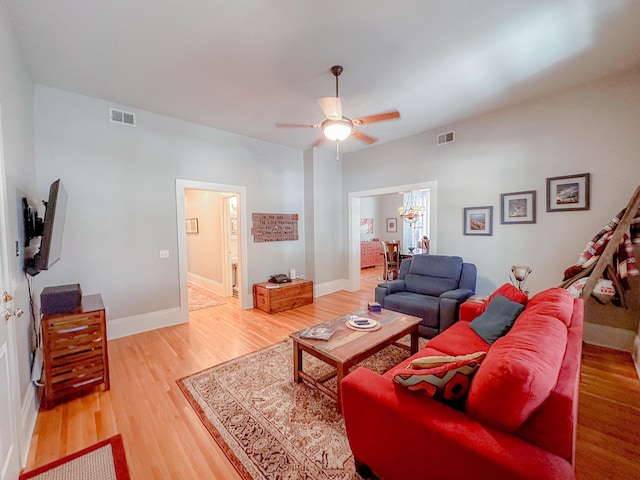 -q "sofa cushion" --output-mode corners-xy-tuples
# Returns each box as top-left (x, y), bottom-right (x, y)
(469, 295), (524, 344)
(524, 287), (574, 327)
(466, 308), (568, 432)
(487, 283), (529, 306)
(460, 283), (528, 322)
(426, 321), (491, 357)
(384, 346), (449, 377)
(393, 351), (486, 403)
(404, 273), (459, 296)
(404, 255), (463, 296)
(383, 292), (440, 327)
